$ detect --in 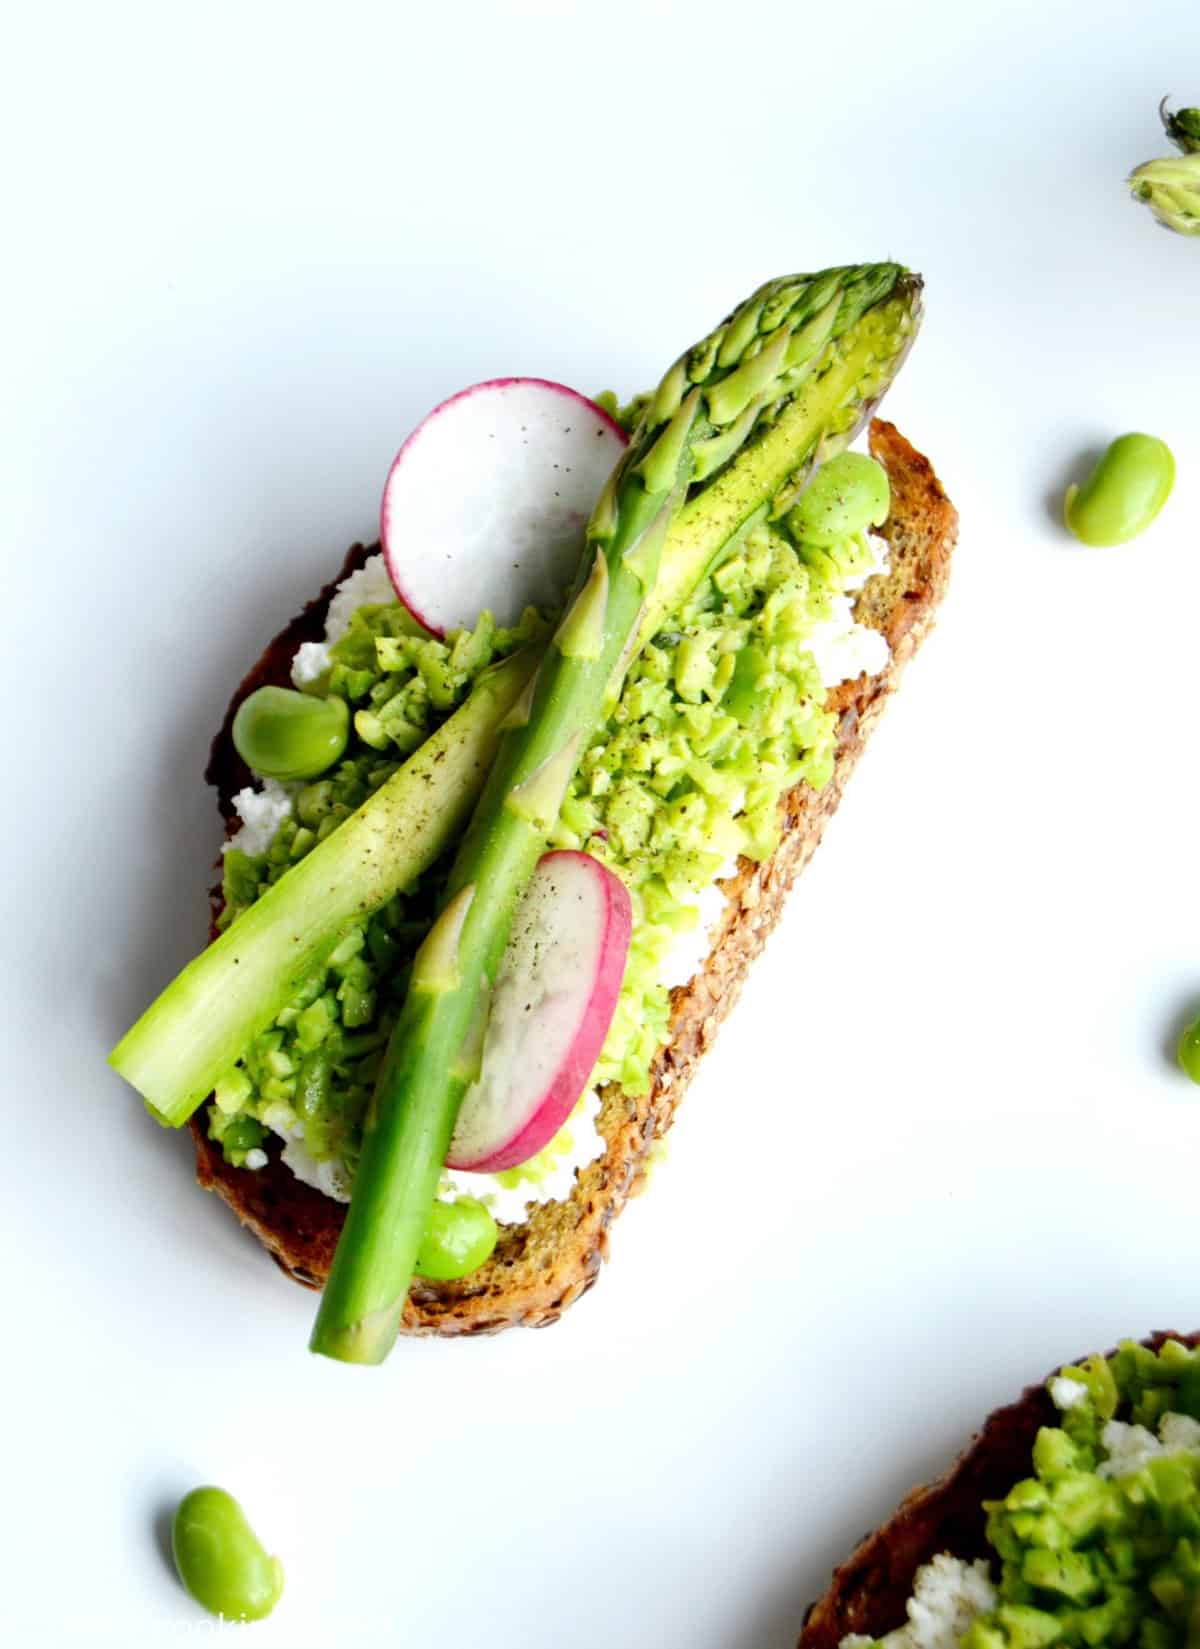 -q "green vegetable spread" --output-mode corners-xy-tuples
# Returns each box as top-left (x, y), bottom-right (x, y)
(857, 1340), (1200, 1649)
(209, 504), (885, 1196)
